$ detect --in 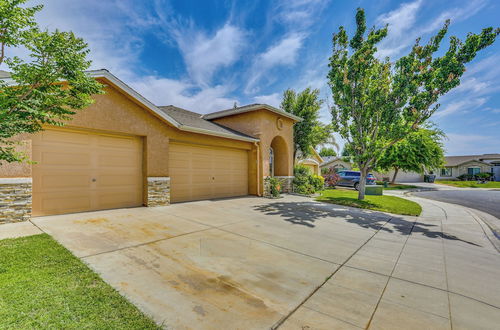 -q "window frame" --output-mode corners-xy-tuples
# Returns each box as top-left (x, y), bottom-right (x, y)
(269, 147), (274, 177)
(440, 167), (452, 177)
(467, 167), (481, 175)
